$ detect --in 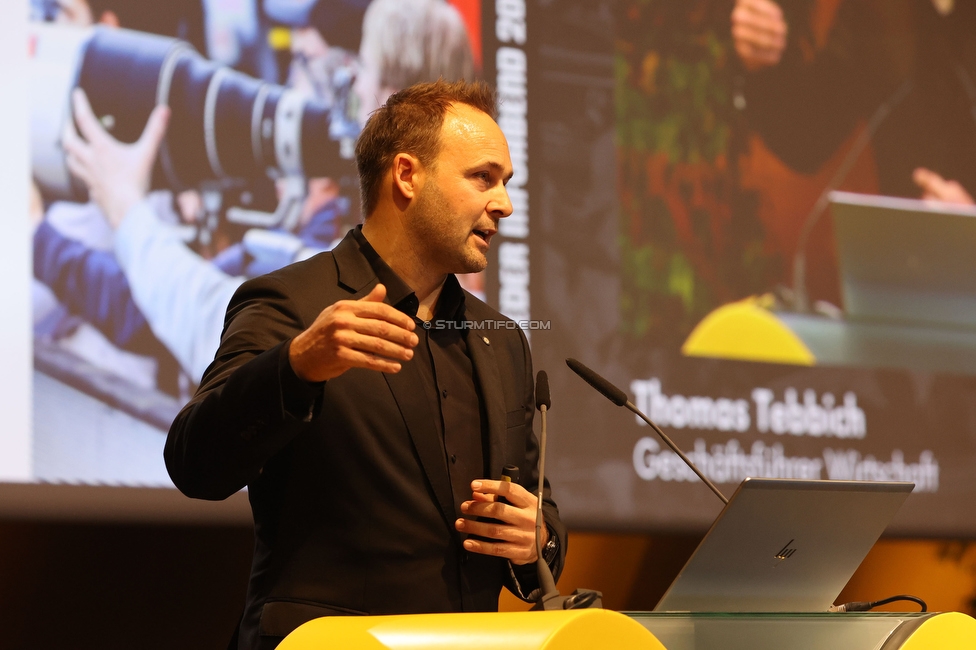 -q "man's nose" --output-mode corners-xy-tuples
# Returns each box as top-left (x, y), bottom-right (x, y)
(491, 185), (514, 219)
